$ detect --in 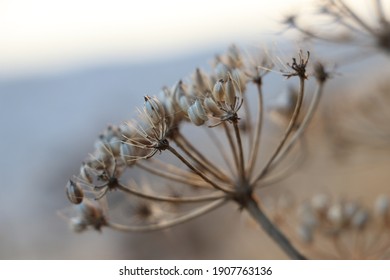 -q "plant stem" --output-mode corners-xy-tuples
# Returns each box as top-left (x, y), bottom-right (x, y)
(117, 182), (227, 203)
(253, 76), (305, 184)
(167, 145), (234, 194)
(233, 120), (245, 180)
(246, 81), (264, 178)
(244, 196), (307, 260)
(269, 80), (324, 171)
(108, 198), (228, 232)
